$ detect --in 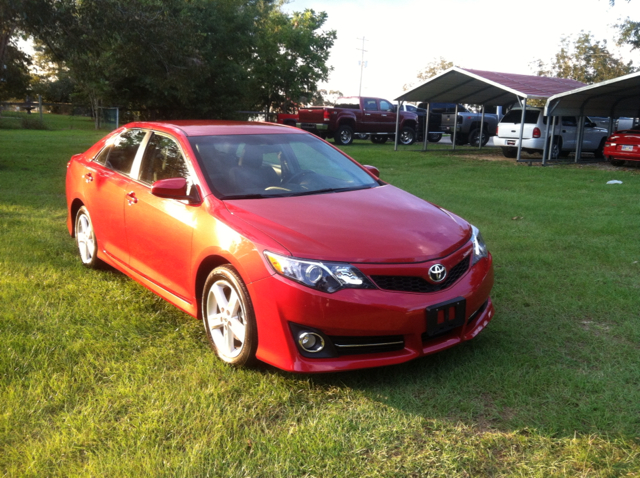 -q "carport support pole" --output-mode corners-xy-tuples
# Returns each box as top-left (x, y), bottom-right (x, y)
(516, 98), (527, 162)
(452, 104), (459, 151)
(575, 115), (585, 163)
(479, 105), (485, 149)
(422, 103), (430, 151)
(394, 100), (402, 151)
(541, 114), (550, 166)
